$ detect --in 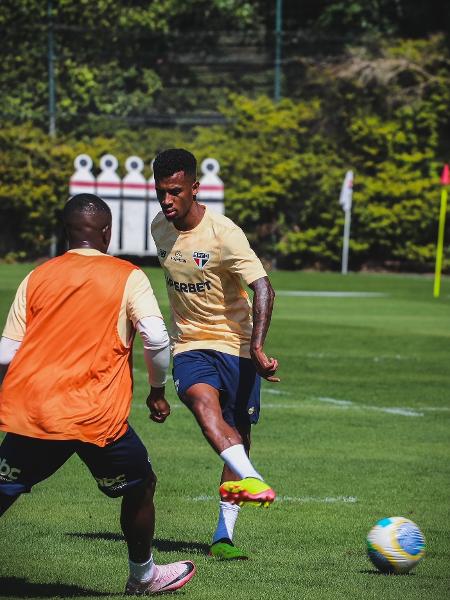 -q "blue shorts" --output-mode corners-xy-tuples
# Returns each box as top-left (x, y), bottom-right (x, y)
(173, 350), (261, 427)
(0, 426), (153, 498)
